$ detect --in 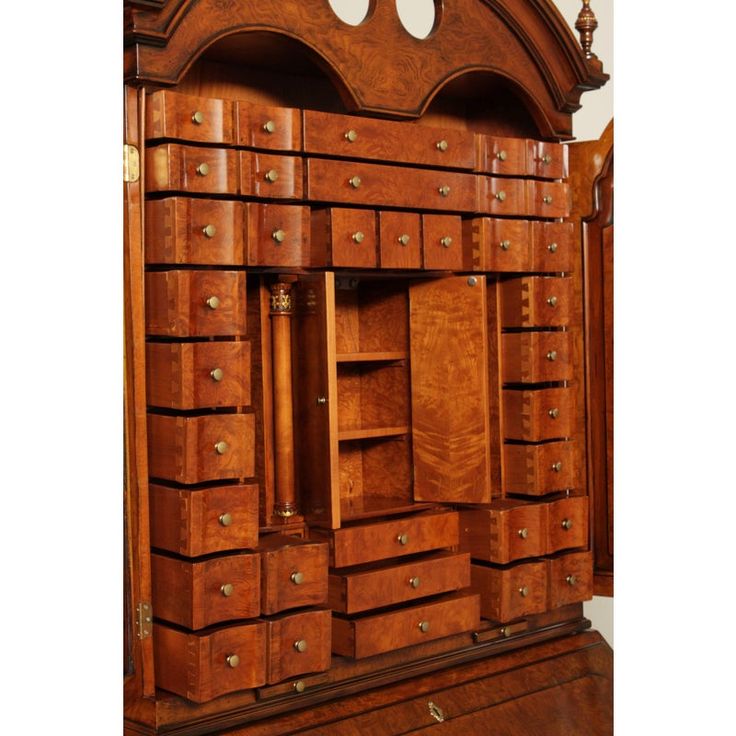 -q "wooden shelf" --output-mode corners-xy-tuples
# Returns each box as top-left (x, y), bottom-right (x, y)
(336, 351), (407, 363)
(338, 426), (409, 441)
(340, 495), (437, 523)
